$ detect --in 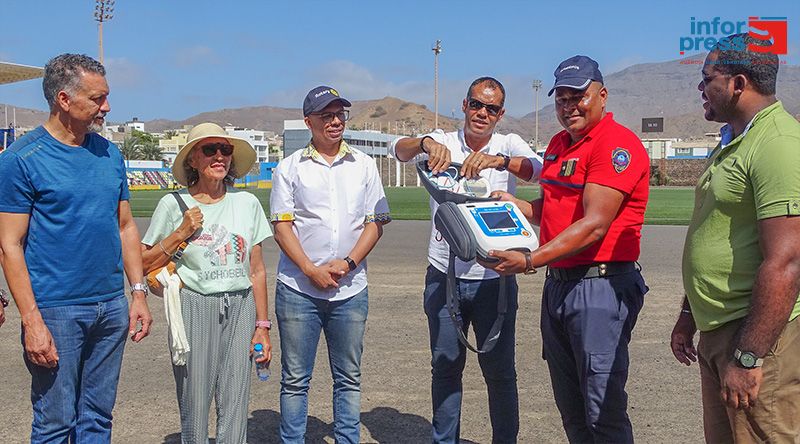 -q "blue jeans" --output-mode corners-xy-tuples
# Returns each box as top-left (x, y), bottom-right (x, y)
(275, 281), (368, 444)
(24, 295), (129, 444)
(424, 265), (519, 444)
(541, 270), (647, 444)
